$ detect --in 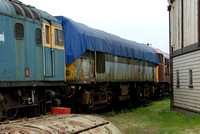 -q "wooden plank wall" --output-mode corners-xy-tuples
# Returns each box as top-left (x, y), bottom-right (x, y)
(171, 0), (198, 50)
